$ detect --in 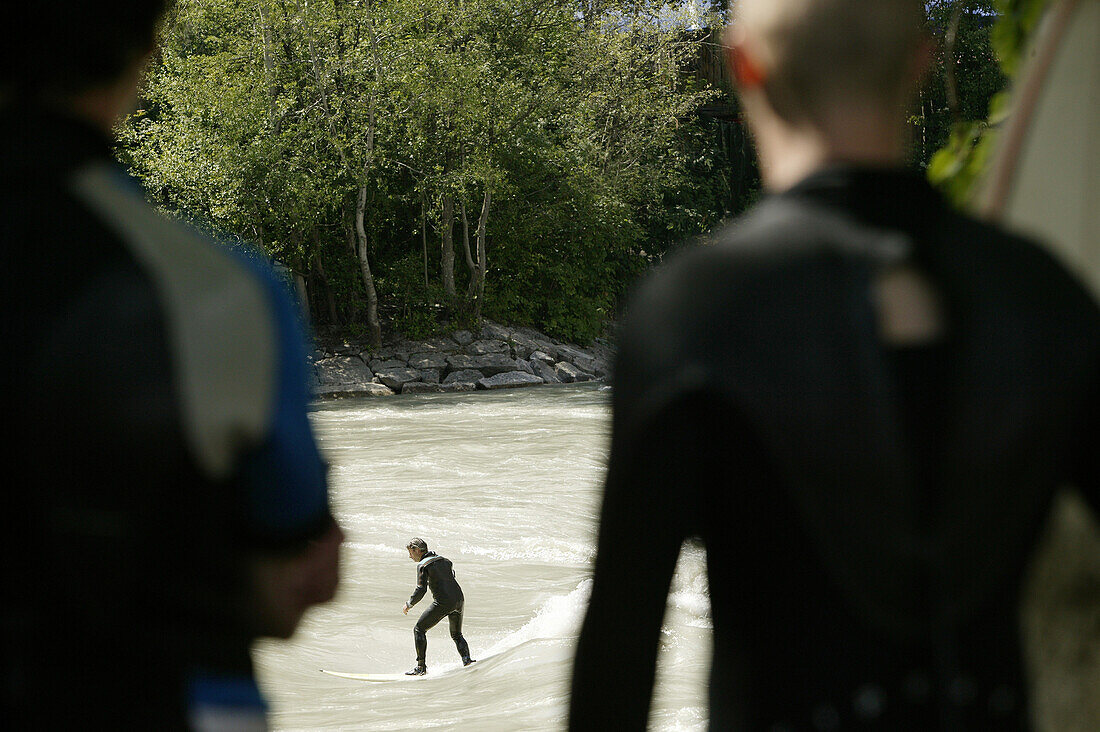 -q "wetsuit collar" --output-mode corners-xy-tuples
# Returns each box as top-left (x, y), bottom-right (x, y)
(417, 552), (443, 569)
(776, 164), (946, 237)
